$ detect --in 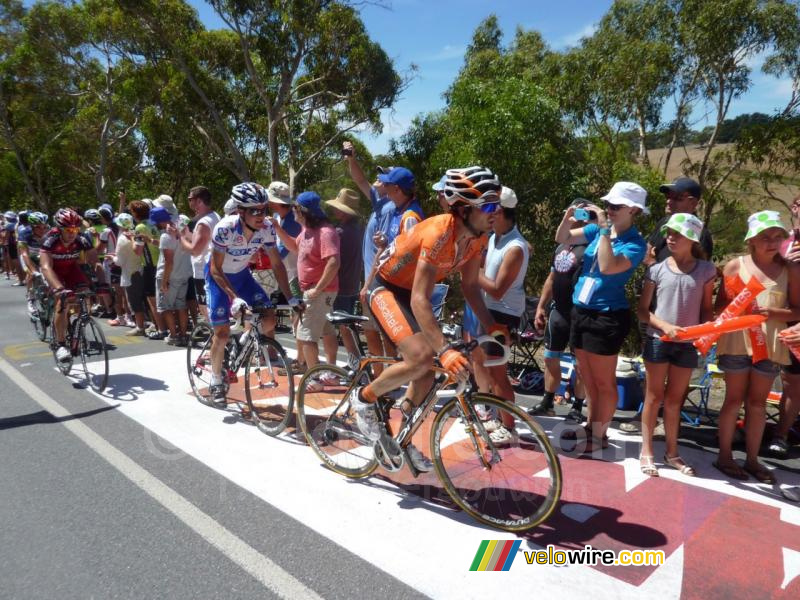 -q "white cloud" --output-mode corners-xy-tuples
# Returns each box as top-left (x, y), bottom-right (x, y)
(418, 44), (467, 63)
(556, 23), (597, 49)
